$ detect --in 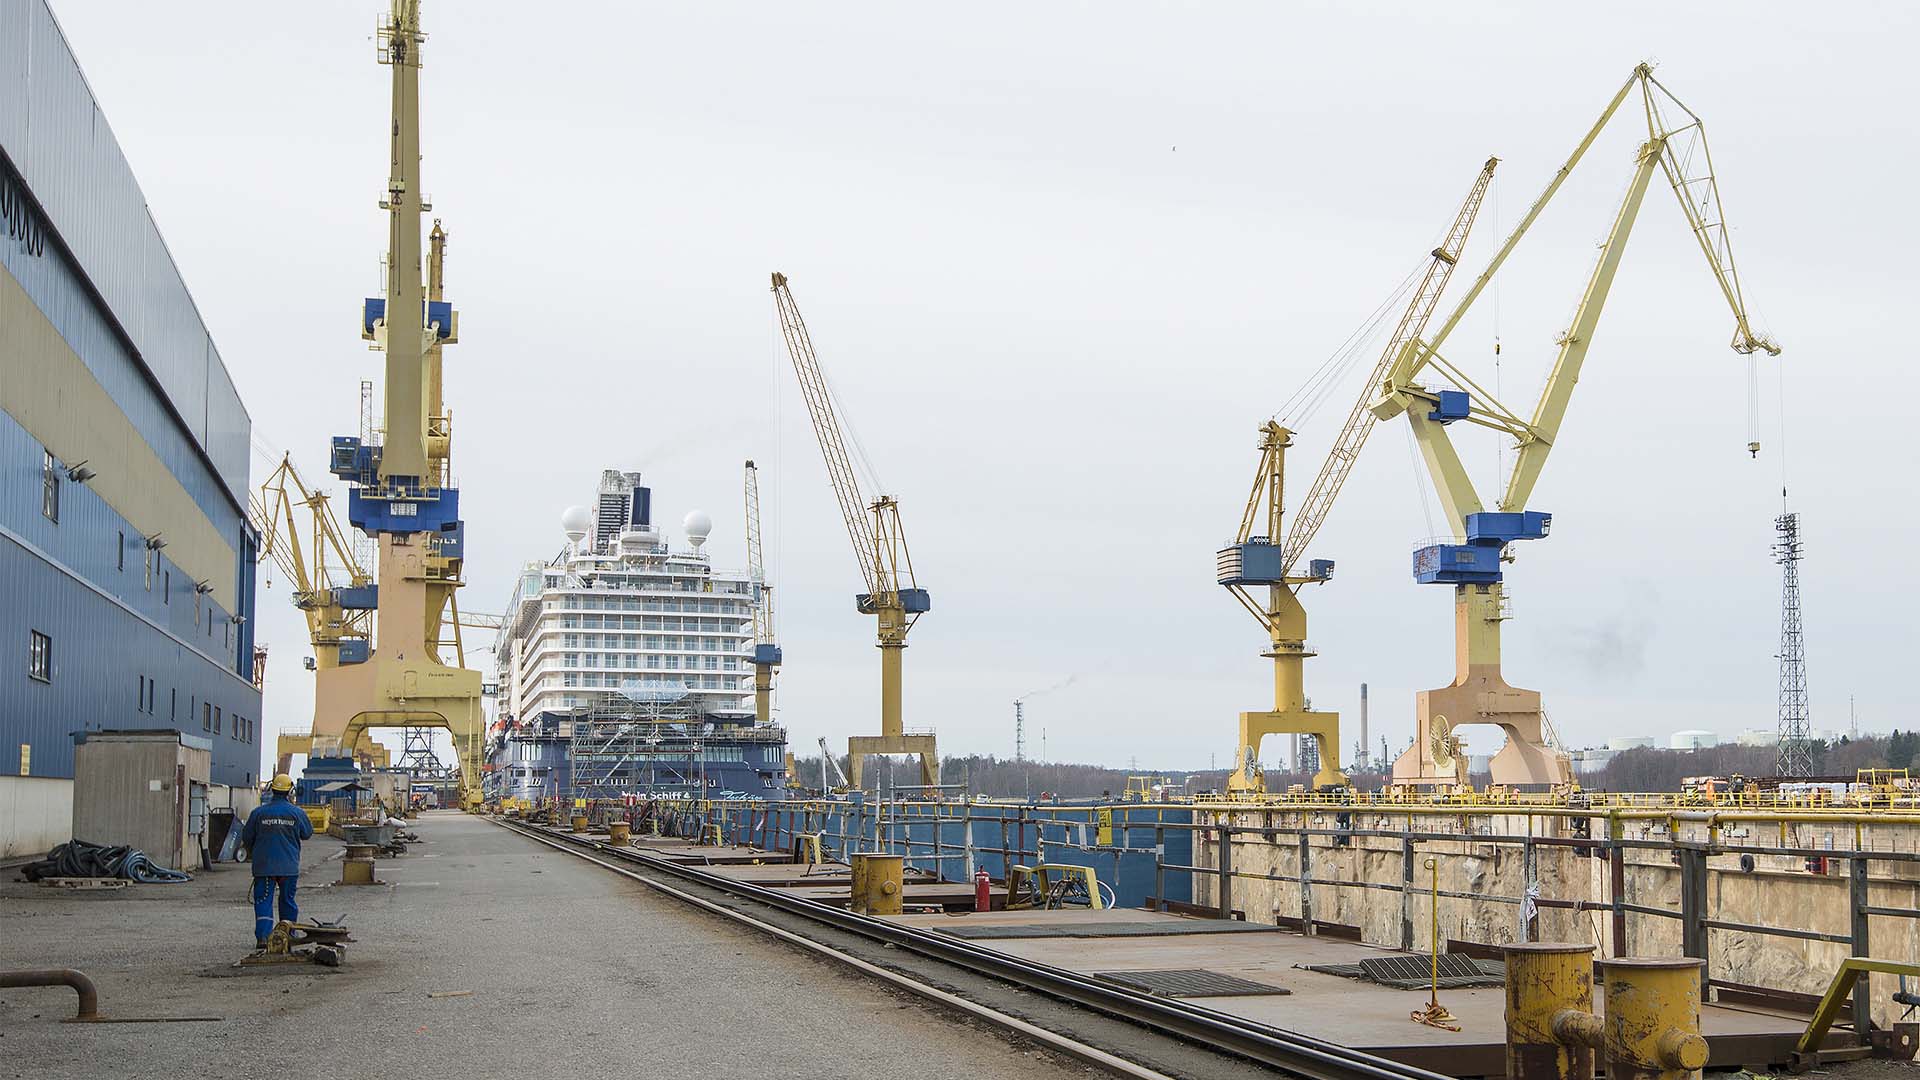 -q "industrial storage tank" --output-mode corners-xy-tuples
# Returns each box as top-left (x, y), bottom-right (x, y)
(1669, 730), (1719, 750)
(1606, 736), (1655, 751)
